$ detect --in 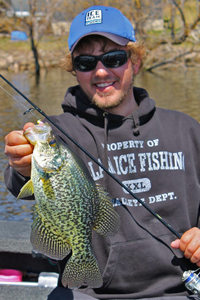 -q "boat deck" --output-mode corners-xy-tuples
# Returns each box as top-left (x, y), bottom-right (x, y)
(0, 285), (53, 300)
(0, 220), (58, 299)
